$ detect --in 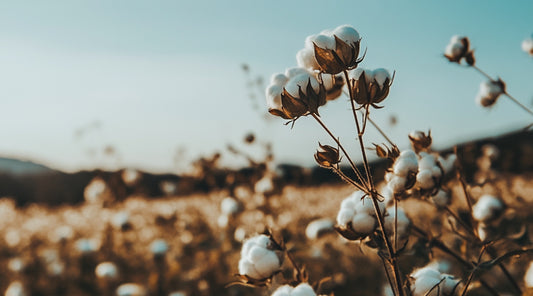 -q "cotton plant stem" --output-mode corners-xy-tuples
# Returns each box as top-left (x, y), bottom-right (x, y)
(461, 245), (488, 296)
(486, 246), (522, 295)
(471, 64), (533, 117)
(365, 114), (395, 146)
(311, 113), (368, 191)
(343, 70), (405, 296)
